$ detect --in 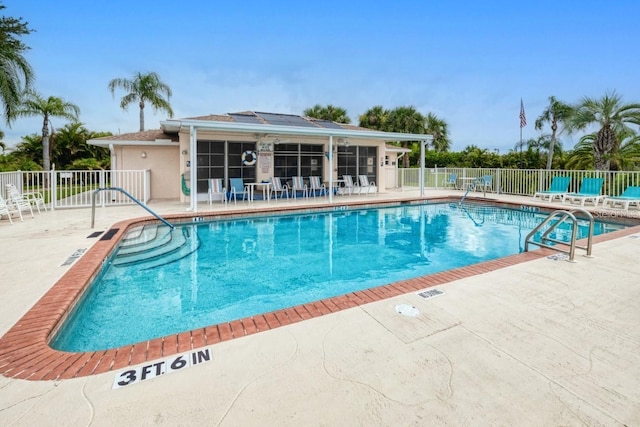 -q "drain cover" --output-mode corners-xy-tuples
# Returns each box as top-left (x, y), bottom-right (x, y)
(417, 288), (444, 299)
(395, 304), (420, 317)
